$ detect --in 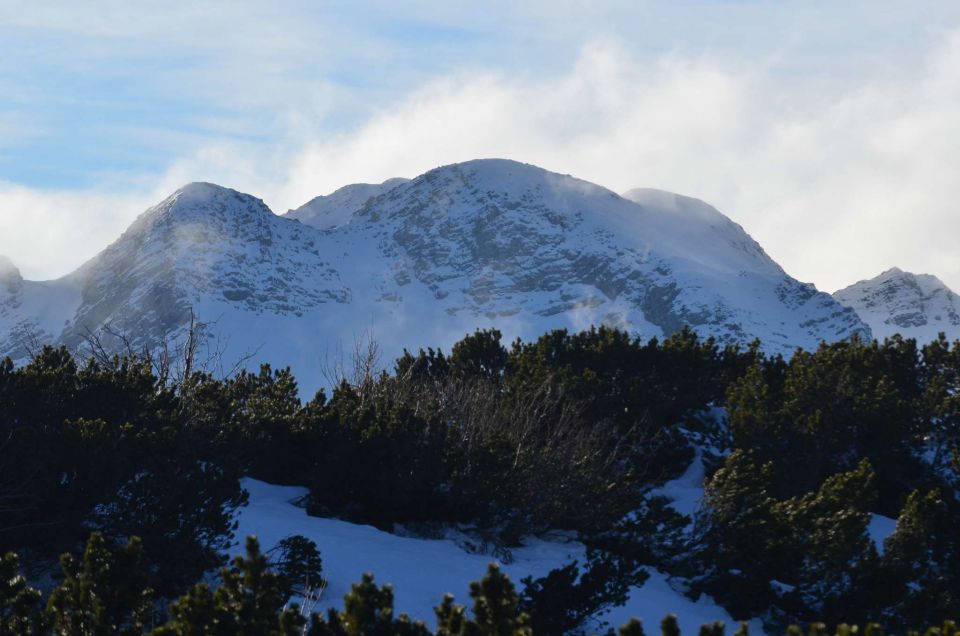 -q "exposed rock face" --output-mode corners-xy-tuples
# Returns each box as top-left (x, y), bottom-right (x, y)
(1, 160), (870, 390)
(303, 159), (867, 355)
(834, 267), (960, 343)
(60, 182), (349, 353)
